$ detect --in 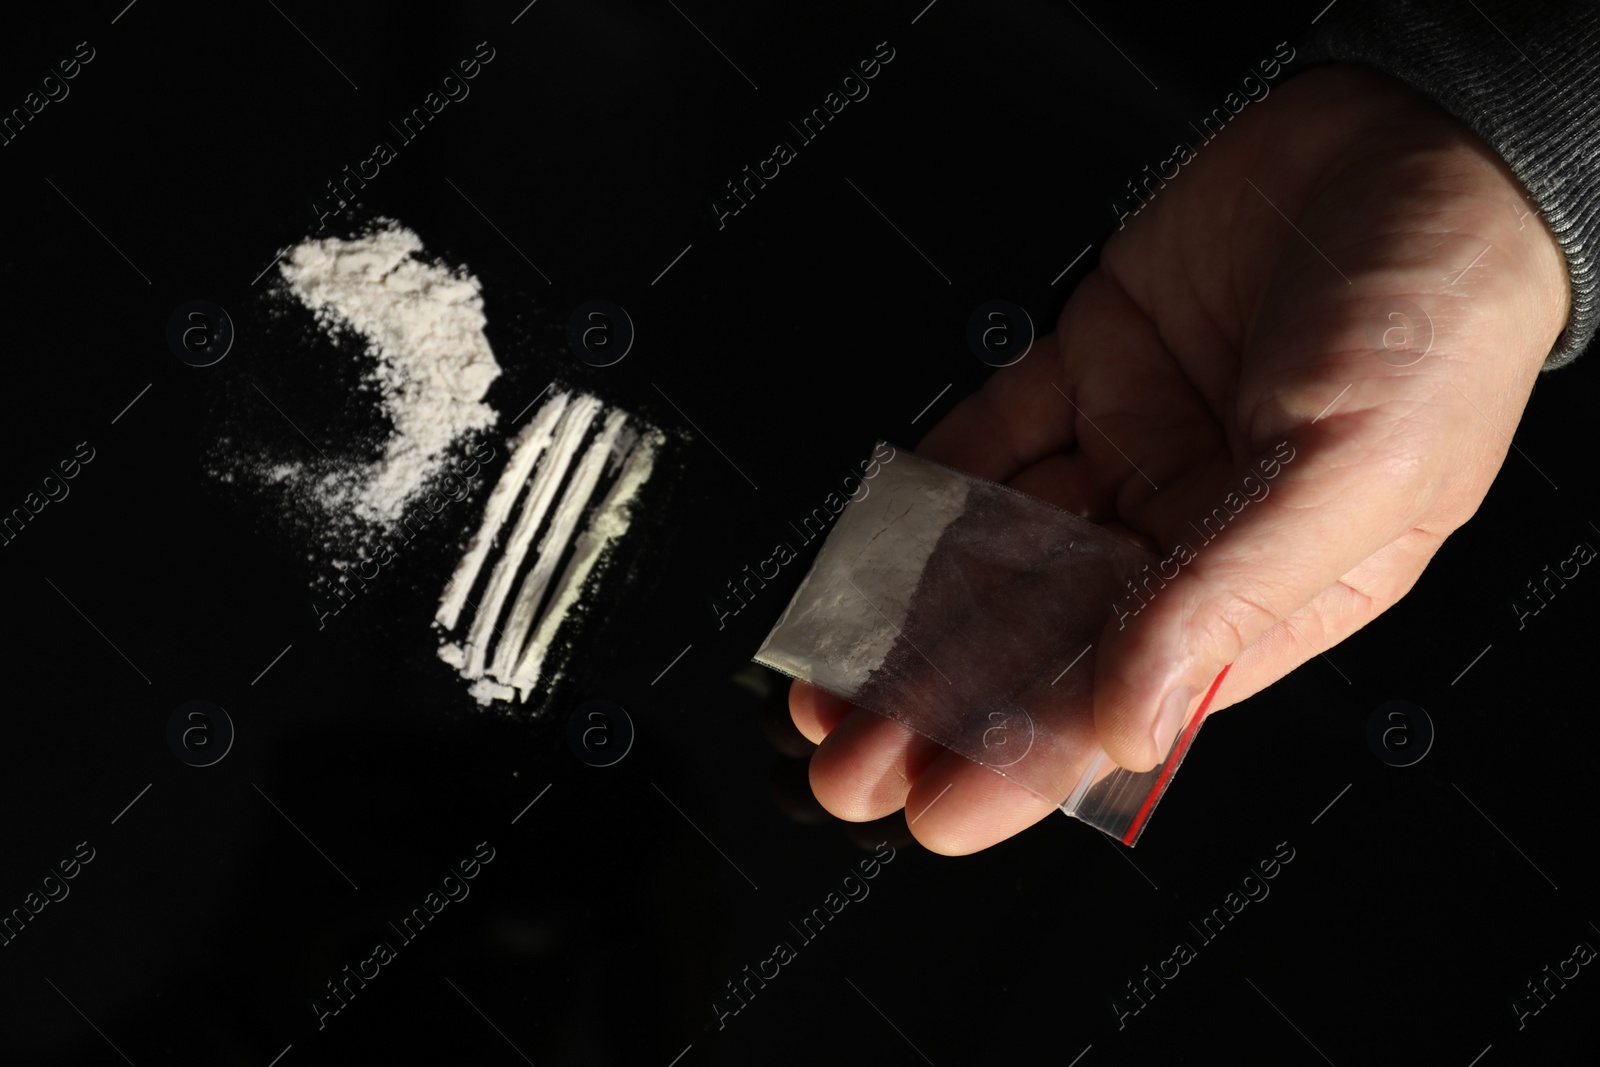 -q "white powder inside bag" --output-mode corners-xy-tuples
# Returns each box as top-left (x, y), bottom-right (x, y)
(277, 222), (501, 524)
(756, 450), (968, 693)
